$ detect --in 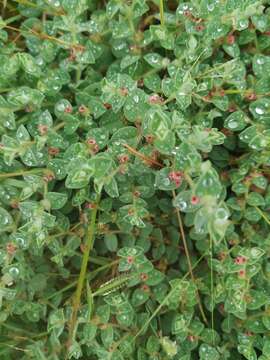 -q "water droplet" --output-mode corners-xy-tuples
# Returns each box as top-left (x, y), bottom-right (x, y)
(228, 120), (238, 129)
(163, 178), (170, 186)
(133, 95), (139, 103)
(257, 57), (264, 65)
(56, 102), (66, 112)
(239, 20), (247, 28)
(207, 3), (215, 11)
(202, 177), (213, 187)
(9, 266), (20, 278)
(178, 200), (187, 211)
(255, 107), (264, 115)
